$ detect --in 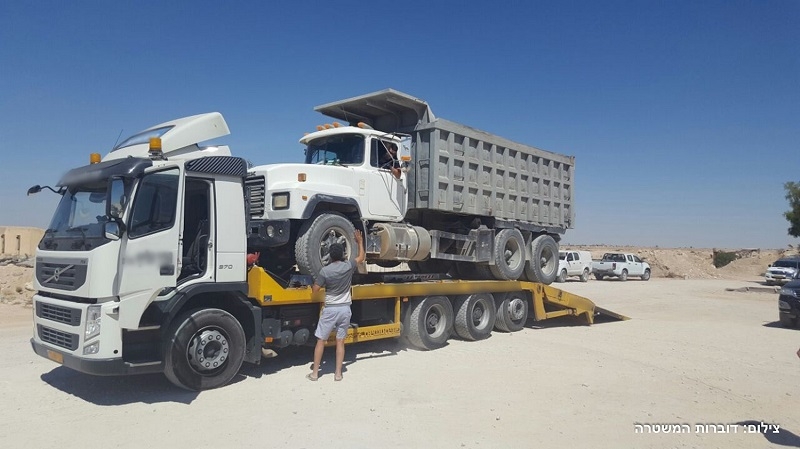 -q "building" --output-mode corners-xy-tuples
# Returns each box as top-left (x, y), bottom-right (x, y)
(0, 226), (44, 257)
